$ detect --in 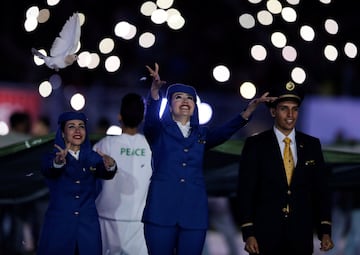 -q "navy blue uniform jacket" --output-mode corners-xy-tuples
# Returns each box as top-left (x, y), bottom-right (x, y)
(237, 129), (332, 254)
(37, 150), (116, 255)
(142, 96), (248, 229)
